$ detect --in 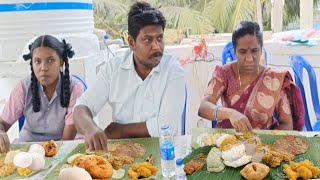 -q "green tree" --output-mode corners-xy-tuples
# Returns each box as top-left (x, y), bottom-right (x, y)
(93, 0), (320, 44)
